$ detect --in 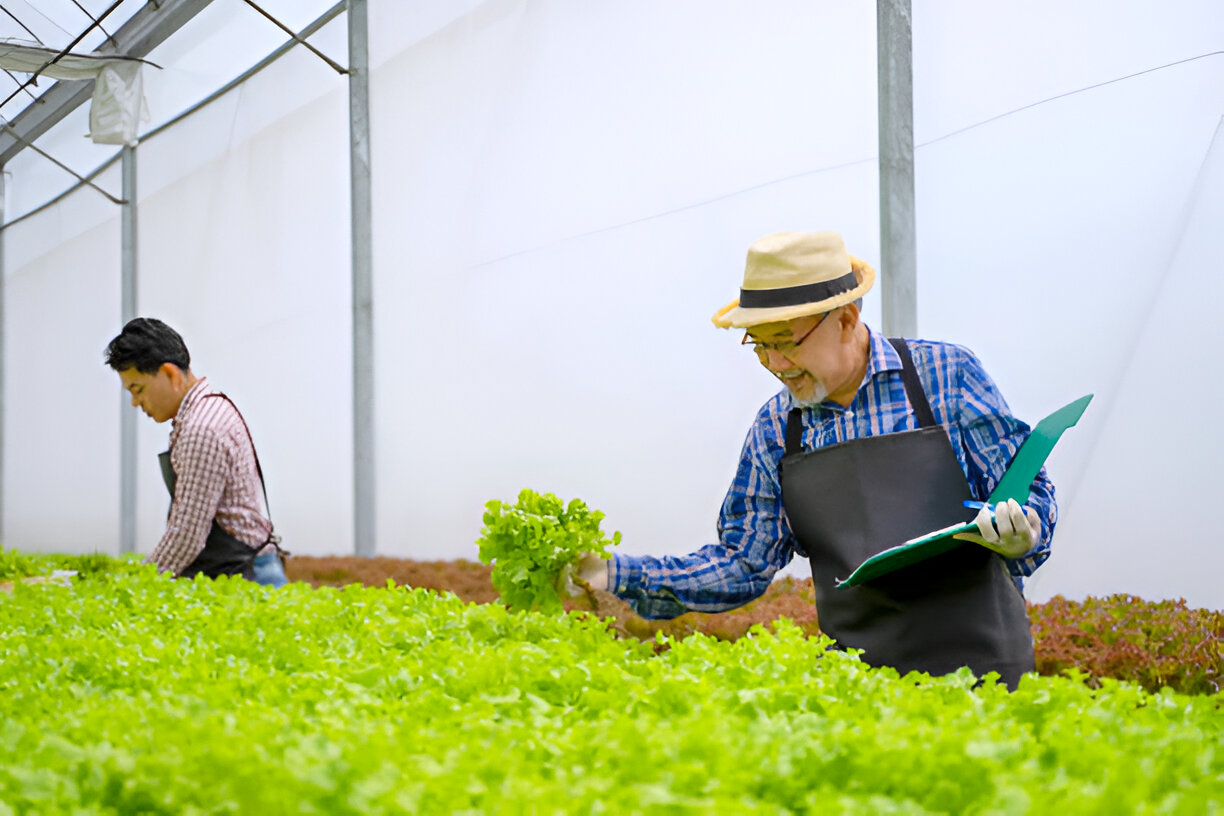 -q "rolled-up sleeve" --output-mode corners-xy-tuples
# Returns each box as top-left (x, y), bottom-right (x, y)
(611, 410), (796, 619)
